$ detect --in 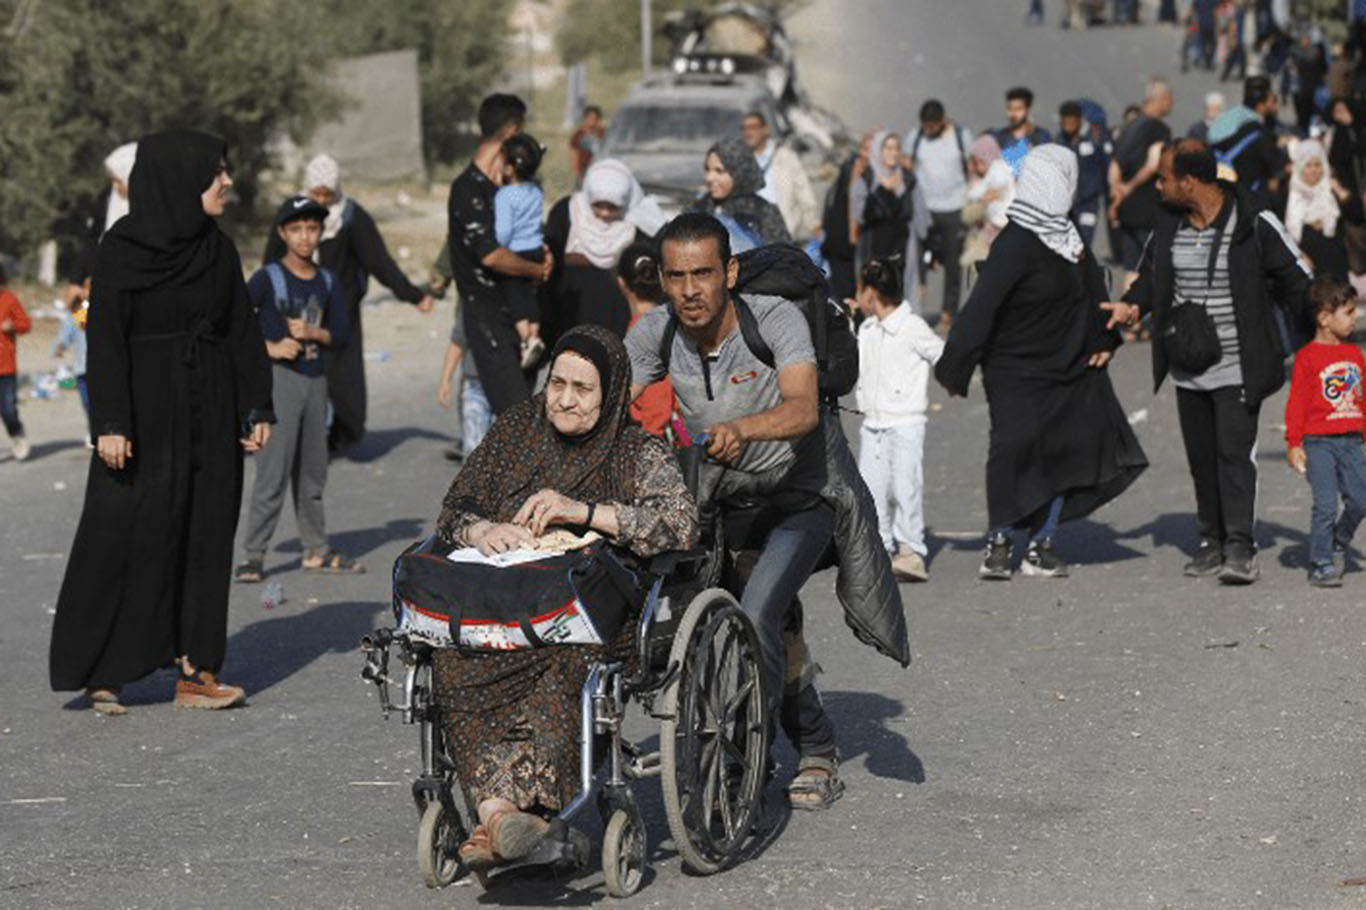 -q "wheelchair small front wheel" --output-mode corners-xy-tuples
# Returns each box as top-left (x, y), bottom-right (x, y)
(602, 808), (646, 897)
(416, 801), (463, 889)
